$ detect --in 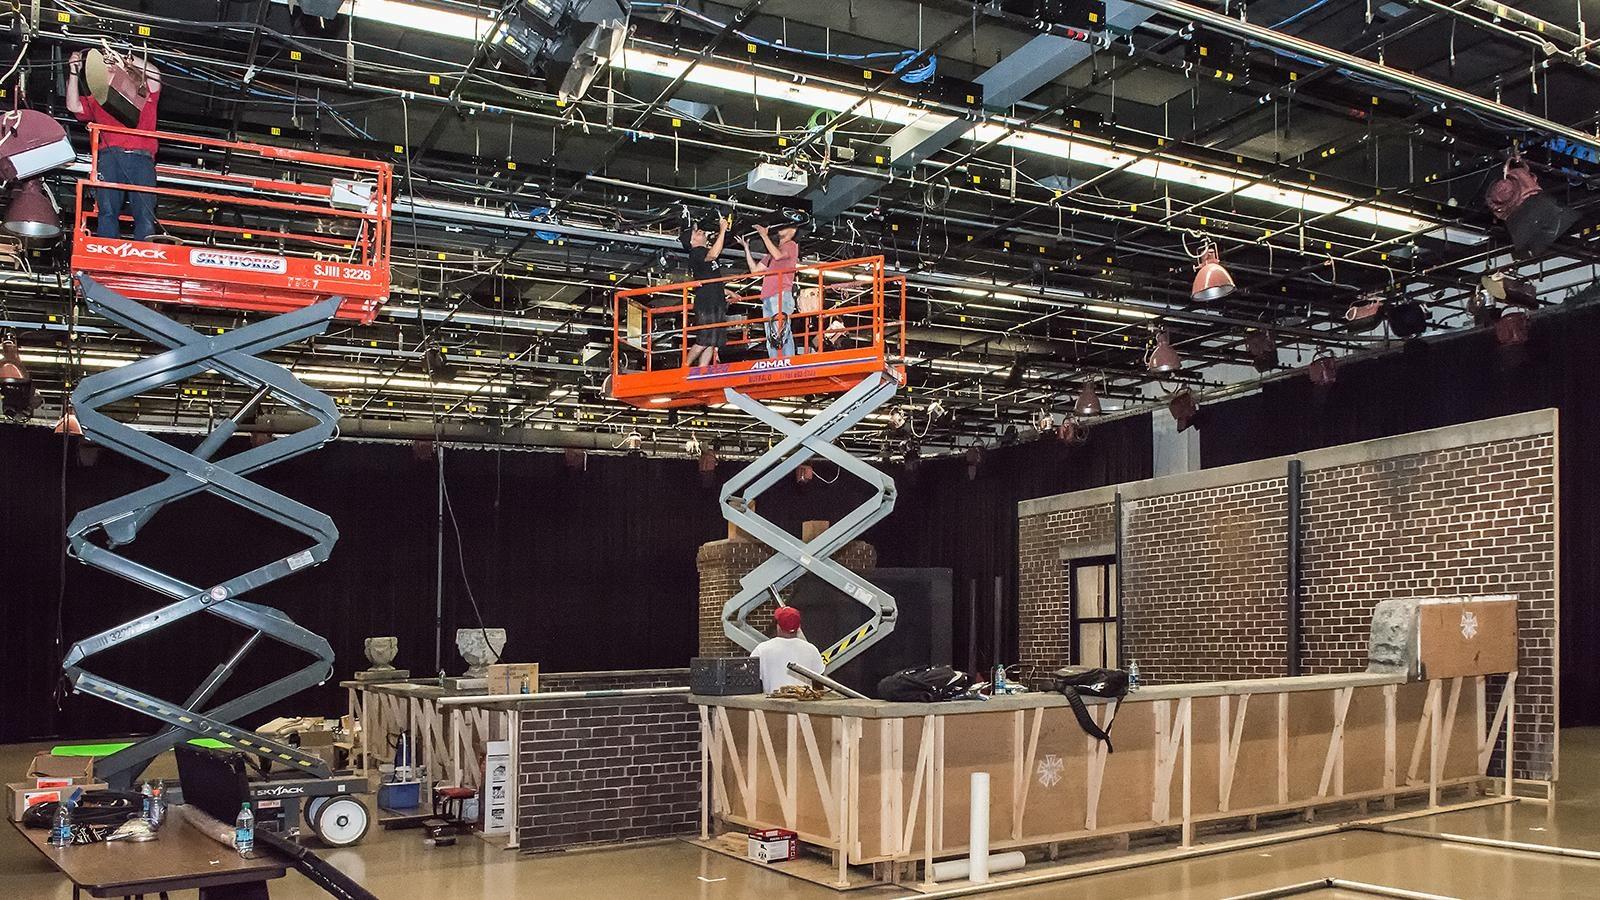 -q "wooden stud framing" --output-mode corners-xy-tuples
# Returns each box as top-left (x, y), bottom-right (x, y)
(1218, 694), (1250, 812)
(1276, 692), (1289, 805)
(1014, 707), (1044, 840)
(1316, 687), (1353, 799)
